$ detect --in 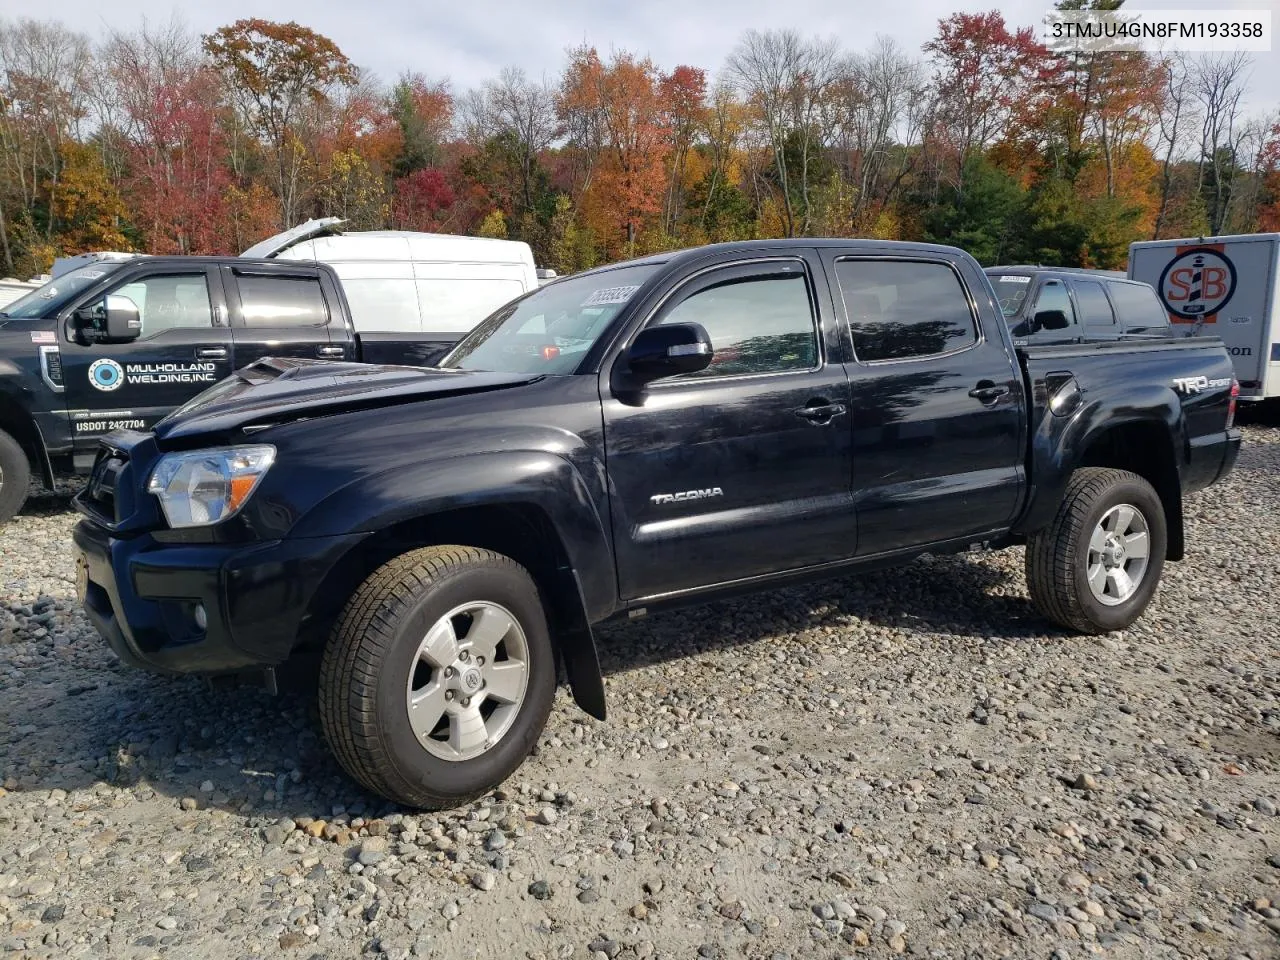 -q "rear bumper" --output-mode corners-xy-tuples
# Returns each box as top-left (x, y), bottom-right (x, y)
(73, 520), (366, 675)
